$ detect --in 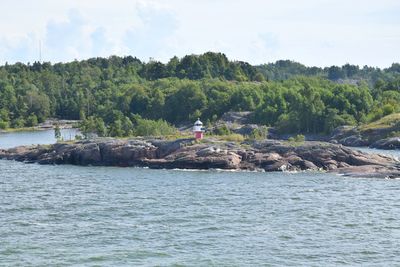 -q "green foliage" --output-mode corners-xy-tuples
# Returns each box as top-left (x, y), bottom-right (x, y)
(25, 90), (50, 122)
(288, 134), (305, 143)
(257, 60), (399, 86)
(54, 124), (62, 140)
(108, 120), (124, 137)
(361, 113), (400, 131)
(0, 120), (9, 129)
(133, 118), (177, 137)
(165, 83), (207, 123)
(138, 52), (263, 81)
(0, 52), (398, 135)
(74, 134), (84, 140)
(249, 126), (268, 140)
(382, 104), (395, 116)
(25, 114), (38, 127)
(11, 117), (25, 128)
(216, 133), (245, 142)
(214, 124), (231, 135)
(80, 116), (107, 138)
